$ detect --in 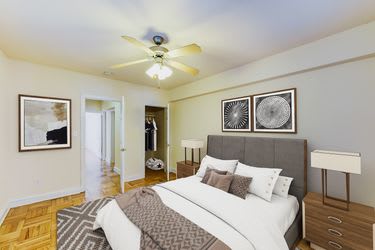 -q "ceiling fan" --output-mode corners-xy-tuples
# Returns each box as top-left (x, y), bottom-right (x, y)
(110, 35), (202, 80)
